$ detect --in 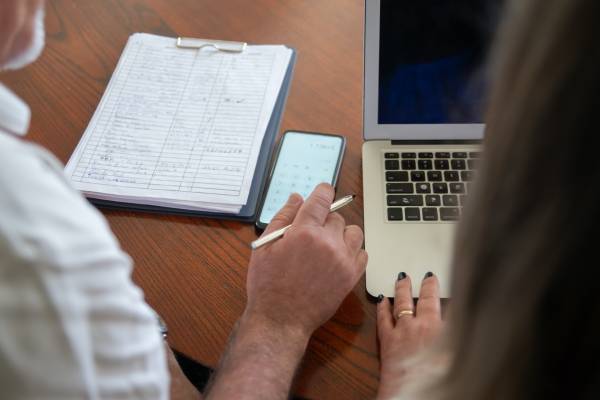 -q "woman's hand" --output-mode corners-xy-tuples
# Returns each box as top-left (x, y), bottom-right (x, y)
(376, 273), (444, 399)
